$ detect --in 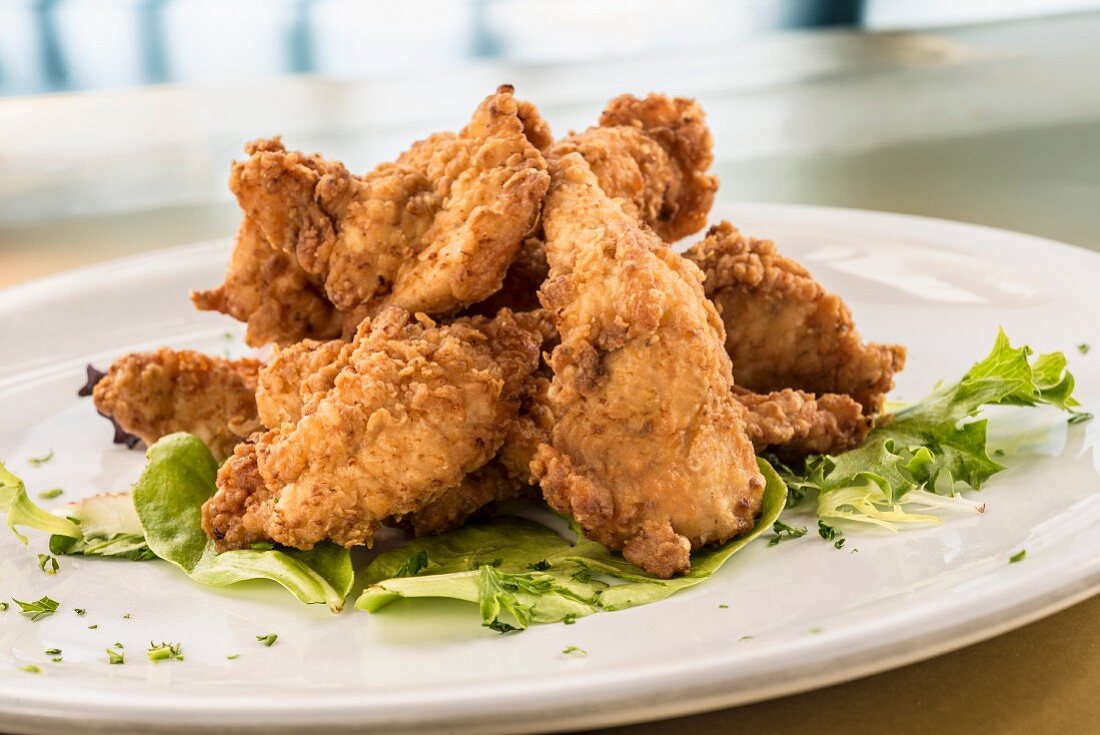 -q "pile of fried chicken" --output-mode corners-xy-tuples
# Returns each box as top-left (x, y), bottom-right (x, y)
(89, 86), (905, 579)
